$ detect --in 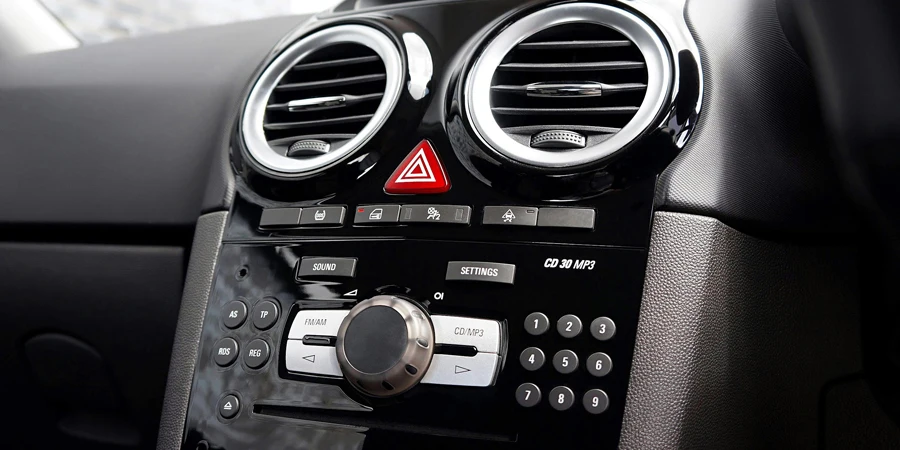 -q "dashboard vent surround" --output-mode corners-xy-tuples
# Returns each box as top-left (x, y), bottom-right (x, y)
(242, 25), (403, 178)
(465, 3), (671, 169)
